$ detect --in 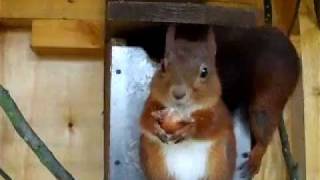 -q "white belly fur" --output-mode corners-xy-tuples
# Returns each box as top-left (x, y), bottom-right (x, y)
(162, 139), (213, 180)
